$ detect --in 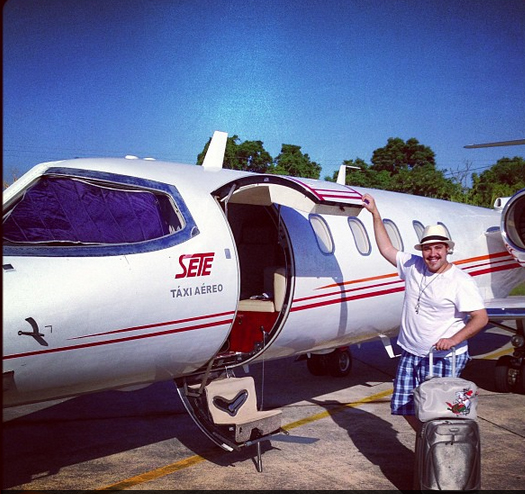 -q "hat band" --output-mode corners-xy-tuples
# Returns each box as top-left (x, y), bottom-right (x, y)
(420, 235), (450, 243)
